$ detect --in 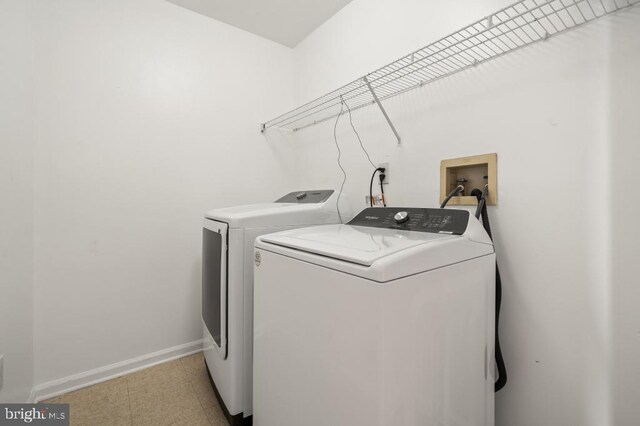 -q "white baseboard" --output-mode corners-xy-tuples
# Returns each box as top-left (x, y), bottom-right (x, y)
(32, 339), (204, 402)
